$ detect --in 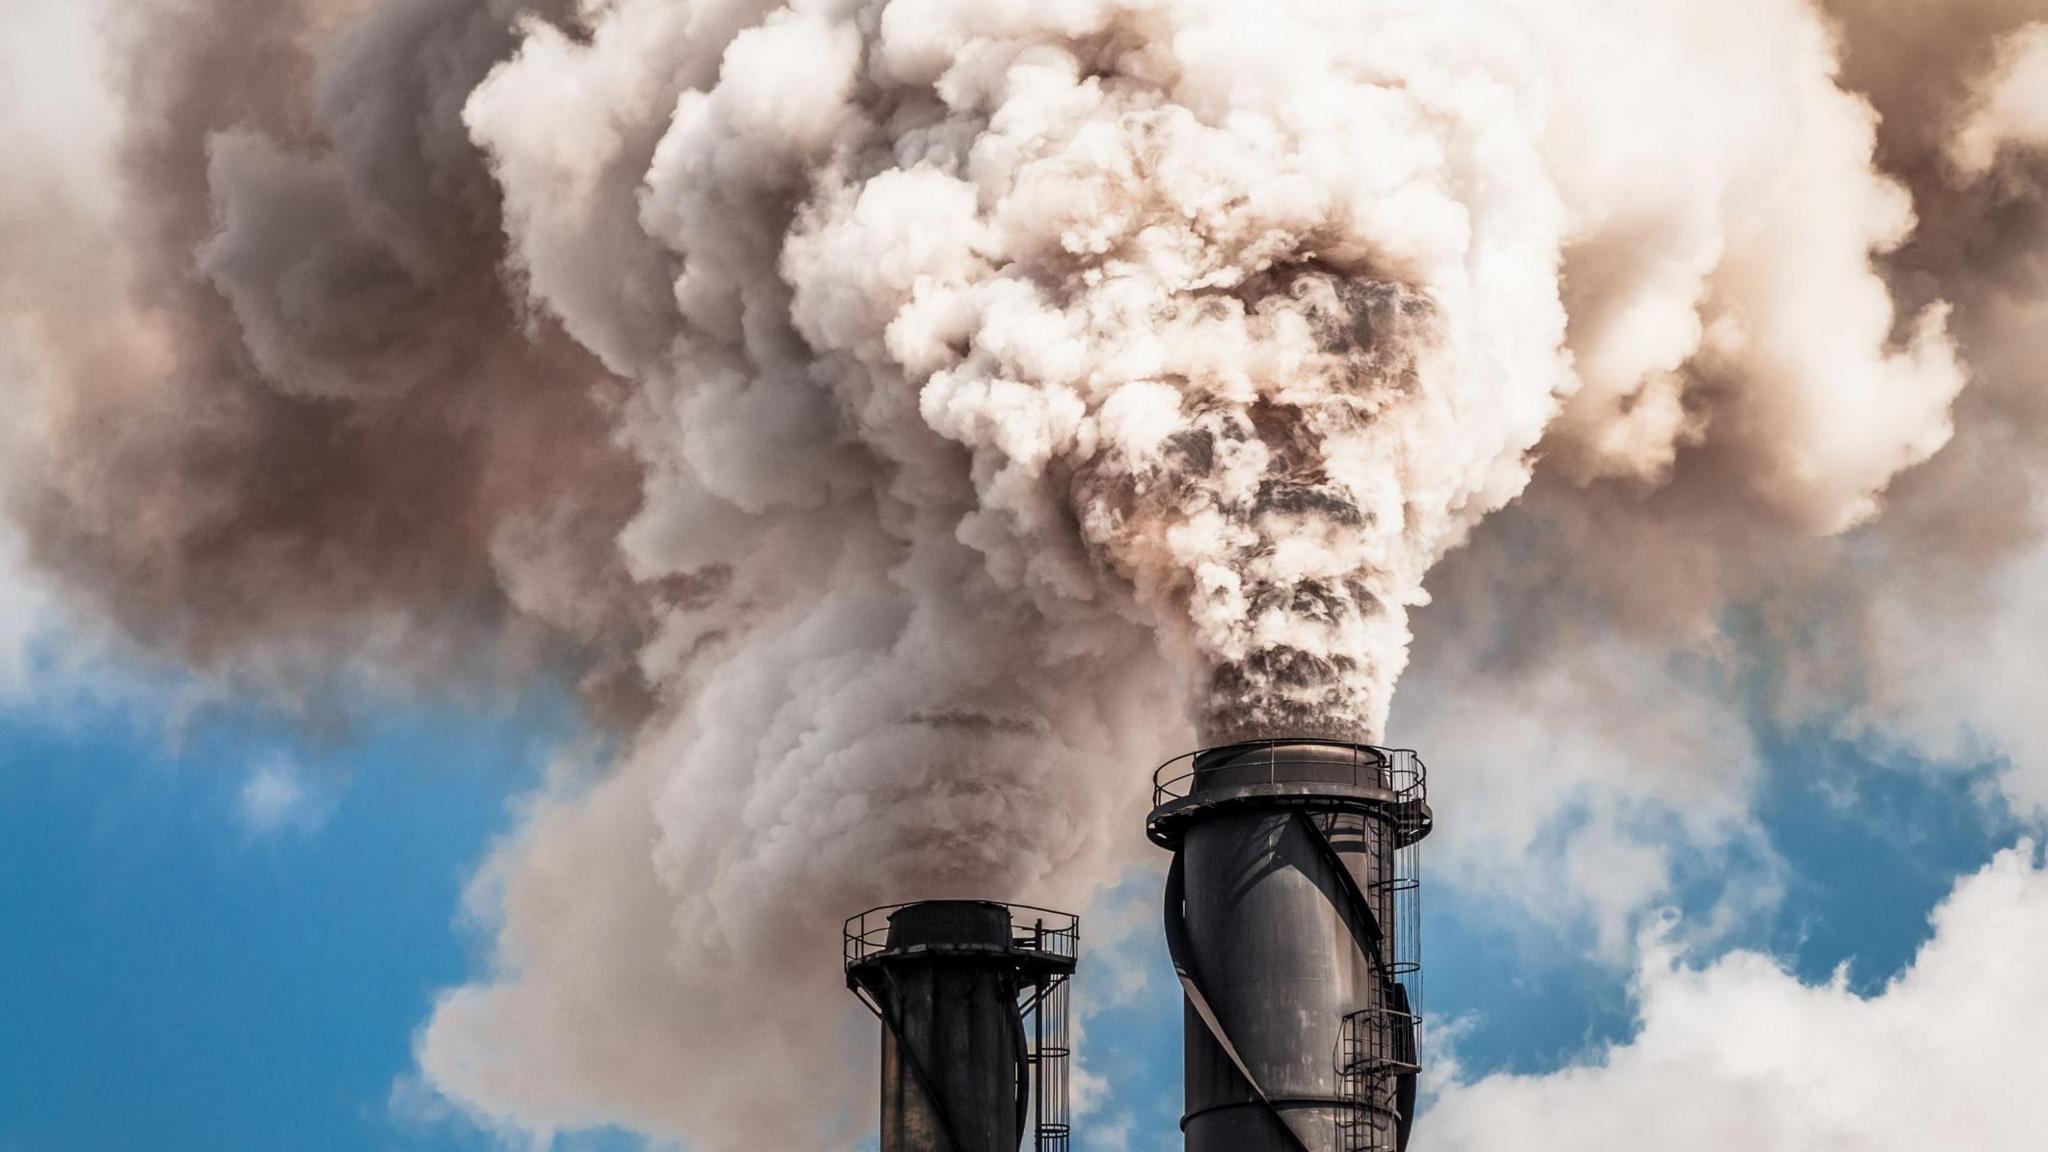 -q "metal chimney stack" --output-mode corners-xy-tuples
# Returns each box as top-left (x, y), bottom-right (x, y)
(845, 900), (1080, 1152)
(1148, 739), (1433, 1152)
